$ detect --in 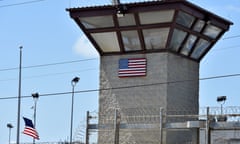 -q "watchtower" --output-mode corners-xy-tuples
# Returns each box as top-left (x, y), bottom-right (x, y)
(67, 0), (232, 143)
